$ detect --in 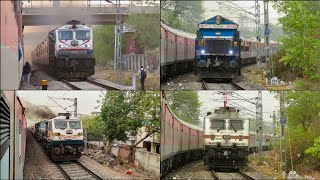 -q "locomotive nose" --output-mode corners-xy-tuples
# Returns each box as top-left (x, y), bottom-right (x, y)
(229, 60), (238, 68)
(71, 40), (79, 46)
